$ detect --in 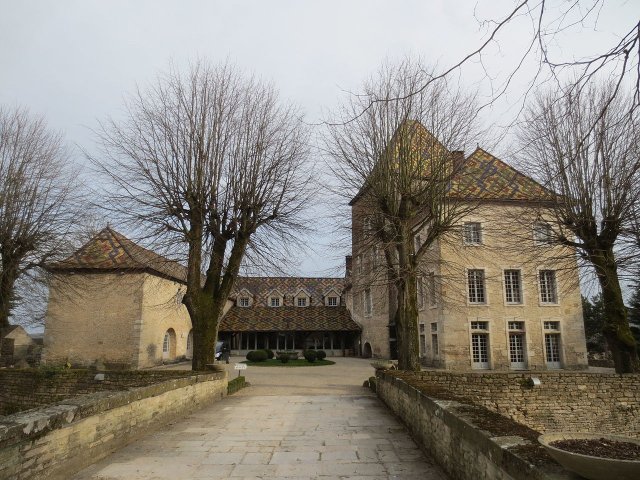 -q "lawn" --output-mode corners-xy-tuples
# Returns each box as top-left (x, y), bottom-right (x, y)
(242, 359), (336, 367)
